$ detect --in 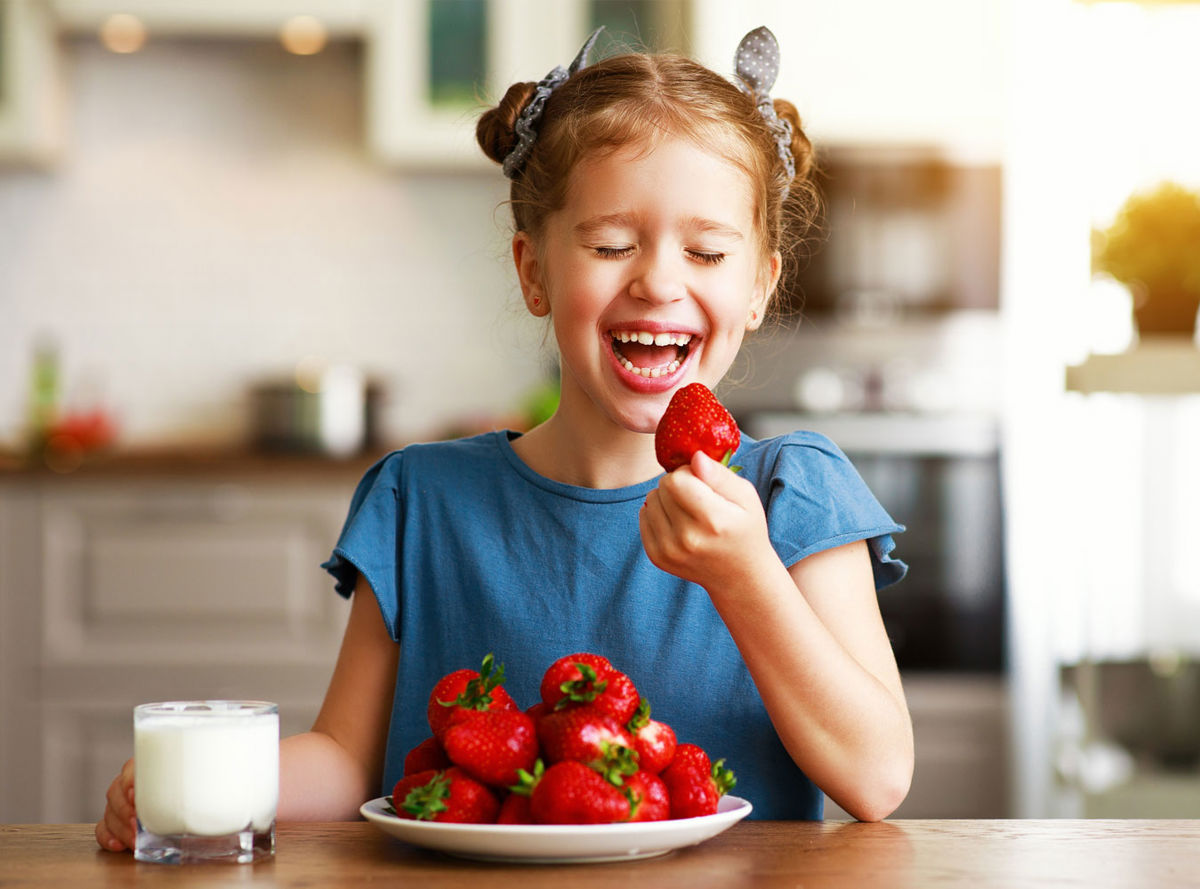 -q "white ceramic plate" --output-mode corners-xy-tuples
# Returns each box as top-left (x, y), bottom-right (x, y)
(360, 794), (752, 863)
